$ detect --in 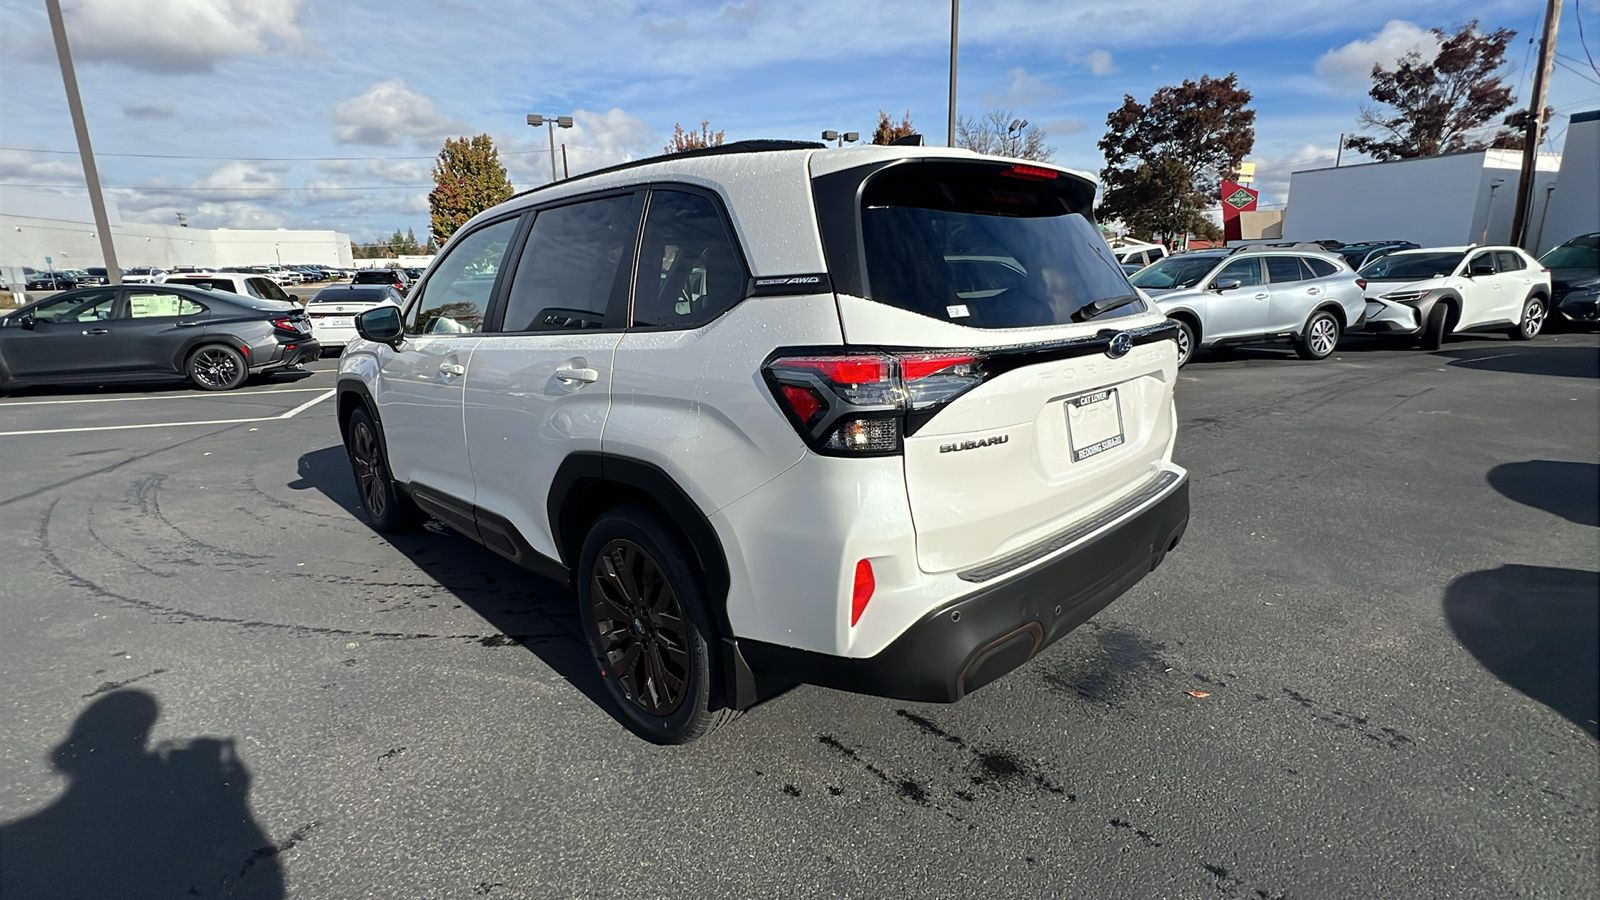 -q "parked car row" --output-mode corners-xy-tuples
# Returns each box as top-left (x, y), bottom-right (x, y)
(19, 264), (358, 291)
(1124, 233), (1595, 366)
